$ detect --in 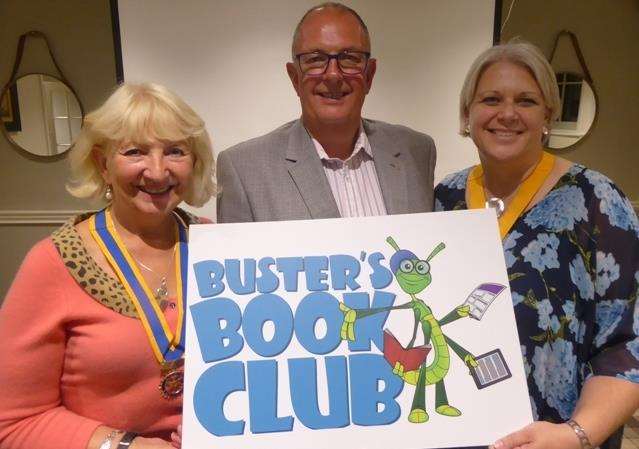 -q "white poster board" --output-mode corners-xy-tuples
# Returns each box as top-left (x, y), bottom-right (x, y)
(183, 210), (532, 448)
